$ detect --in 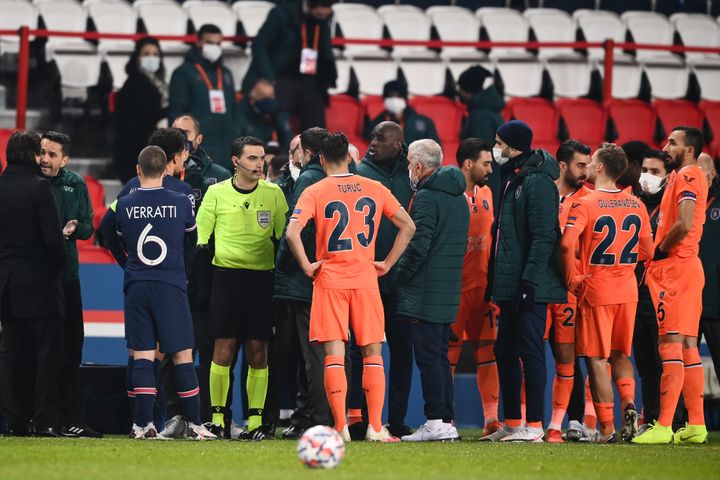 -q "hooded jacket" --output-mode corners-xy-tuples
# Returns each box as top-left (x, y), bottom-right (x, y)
(356, 146), (414, 294)
(460, 86), (506, 144)
(488, 150), (567, 304)
(183, 146), (232, 209)
(168, 47), (242, 168)
(396, 166), (469, 324)
(700, 178), (720, 319)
